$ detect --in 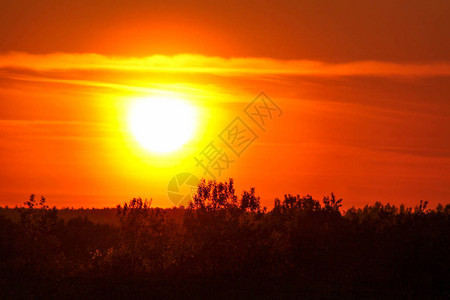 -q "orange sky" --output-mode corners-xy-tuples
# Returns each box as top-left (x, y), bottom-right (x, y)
(0, 1), (449, 208)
